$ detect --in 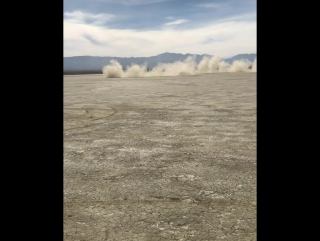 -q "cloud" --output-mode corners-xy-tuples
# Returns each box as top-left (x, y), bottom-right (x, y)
(201, 36), (227, 44)
(92, 0), (171, 6)
(64, 11), (256, 58)
(216, 12), (256, 23)
(164, 19), (189, 26)
(64, 11), (114, 25)
(83, 34), (105, 46)
(195, 3), (227, 8)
